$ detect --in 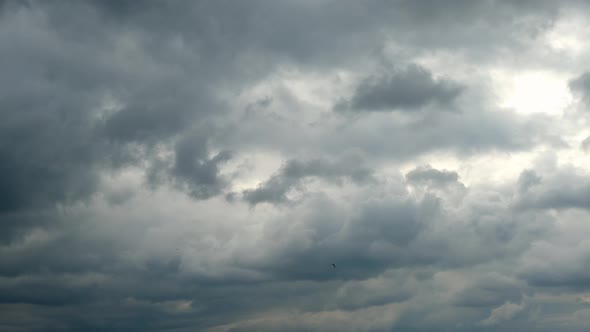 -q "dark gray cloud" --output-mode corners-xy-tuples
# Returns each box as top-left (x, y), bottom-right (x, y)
(1, 0), (590, 331)
(0, 0), (227, 214)
(241, 157), (373, 206)
(516, 170), (543, 194)
(515, 168), (590, 211)
(517, 212), (590, 290)
(336, 64), (463, 112)
(147, 133), (233, 200)
(569, 71), (590, 105)
(406, 165), (460, 187)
